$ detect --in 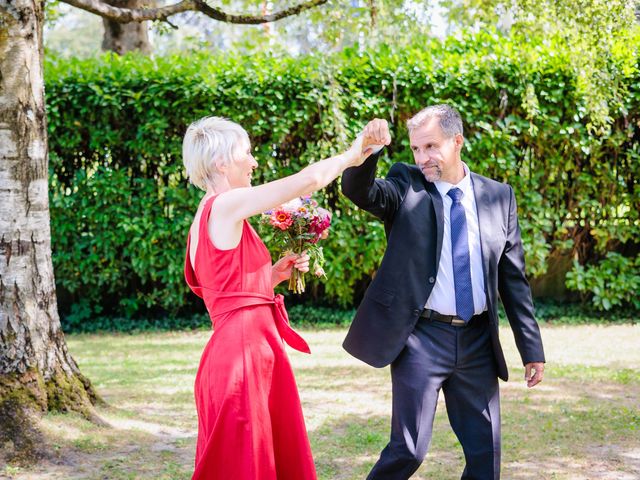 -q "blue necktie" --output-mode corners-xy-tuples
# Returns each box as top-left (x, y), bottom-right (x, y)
(447, 188), (474, 322)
